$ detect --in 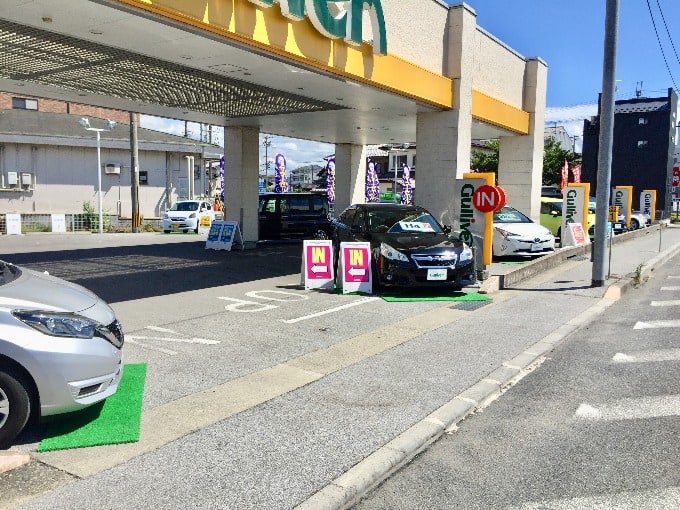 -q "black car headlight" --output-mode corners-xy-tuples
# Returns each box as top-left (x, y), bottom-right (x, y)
(12, 310), (118, 345)
(380, 242), (409, 262)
